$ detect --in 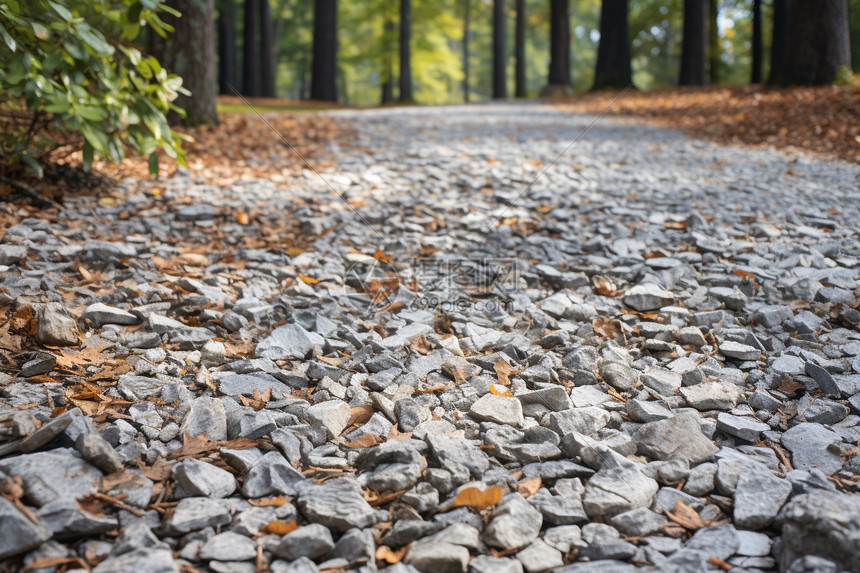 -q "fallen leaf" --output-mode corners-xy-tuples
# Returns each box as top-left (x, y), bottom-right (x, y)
(248, 496), (290, 507)
(592, 275), (617, 297)
(410, 333), (432, 355)
(489, 384), (513, 397)
(23, 557), (89, 571)
(389, 426), (412, 441)
(592, 317), (622, 338)
(179, 252), (209, 266)
(517, 476), (541, 498)
(777, 376), (804, 396)
(376, 545), (408, 564)
(262, 520), (299, 535)
(441, 362), (466, 385)
(706, 557), (733, 571)
(664, 220), (687, 229)
(347, 404), (374, 428)
(494, 359), (520, 386)
(666, 499), (704, 530)
(298, 273), (320, 285)
(444, 486), (504, 511)
(342, 434), (385, 449)
(235, 211), (250, 225)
